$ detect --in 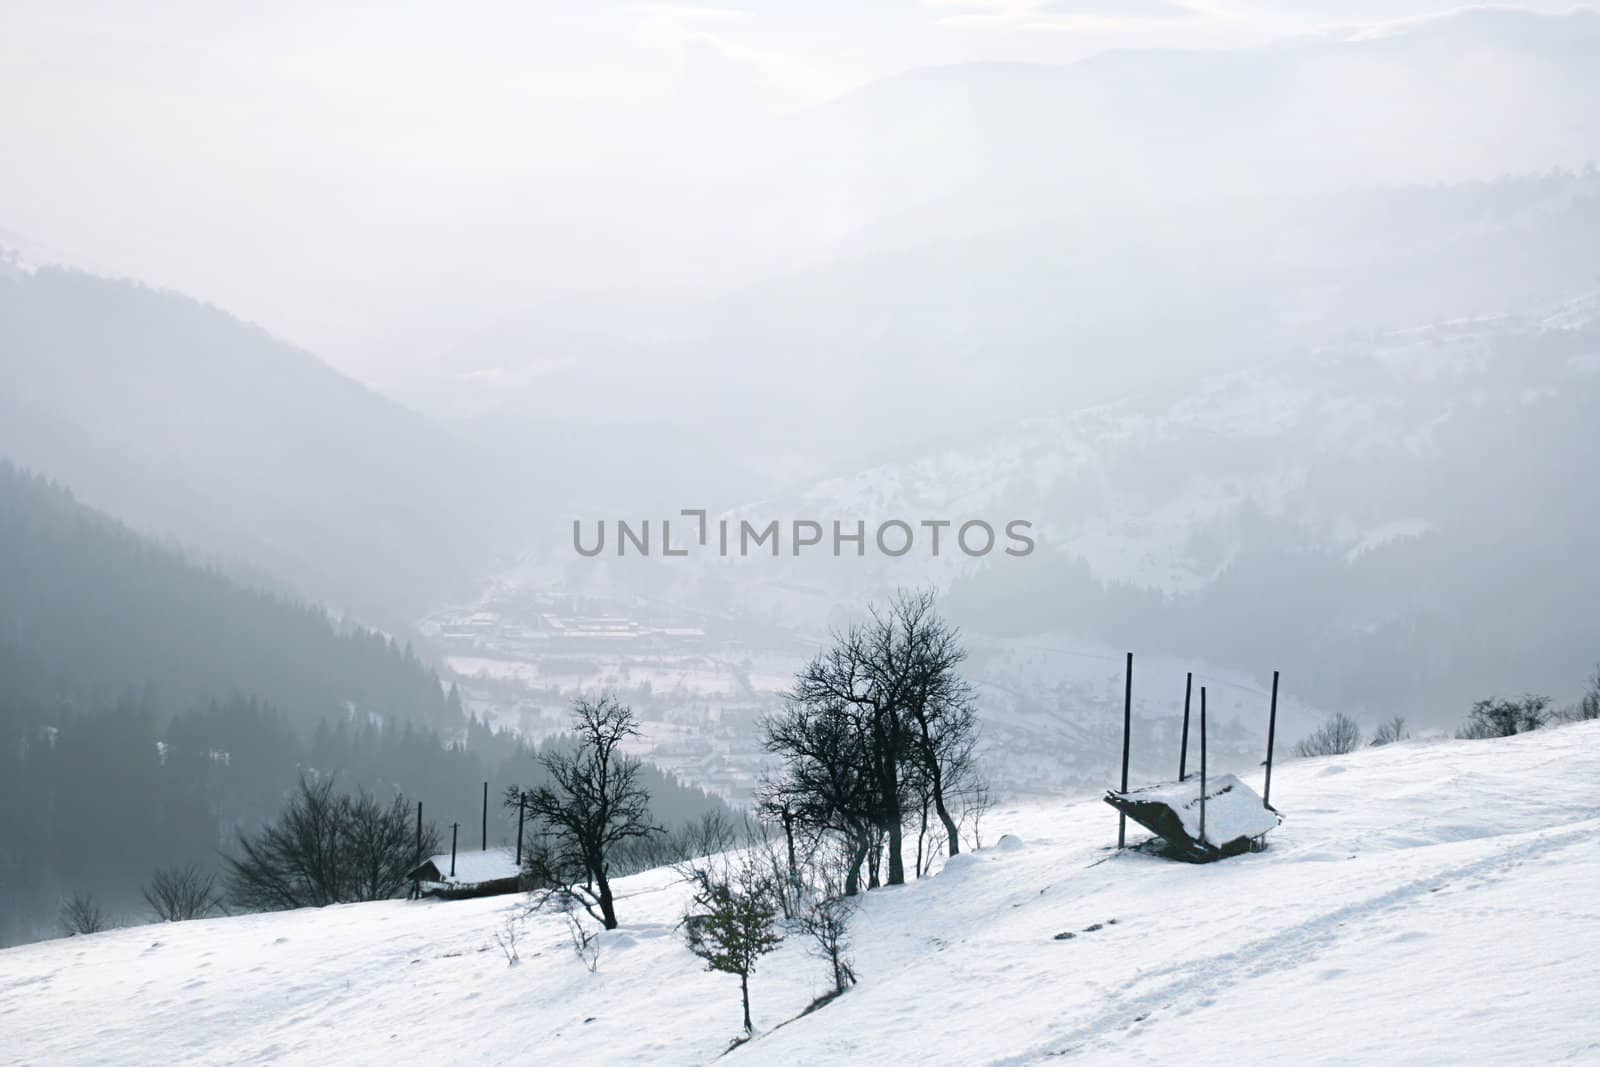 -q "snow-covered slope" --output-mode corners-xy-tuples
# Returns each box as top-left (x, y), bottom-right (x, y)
(5, 722), (1597, 1065)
